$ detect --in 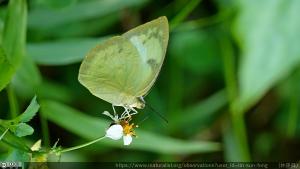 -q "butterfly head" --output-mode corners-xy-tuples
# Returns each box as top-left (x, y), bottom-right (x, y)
(132, 97), (145, 109)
